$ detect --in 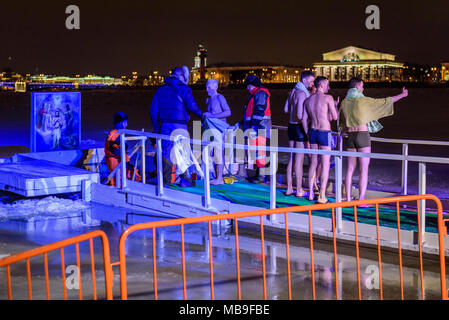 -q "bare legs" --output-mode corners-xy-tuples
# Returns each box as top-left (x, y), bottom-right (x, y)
(211, 163), (224, 185)
(286, 141), (305, 196)
(345, 146), (371, 201)
(317, 146), (331, 203)
(308, 144), (331, 202)
(308, 144), (318, 200)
